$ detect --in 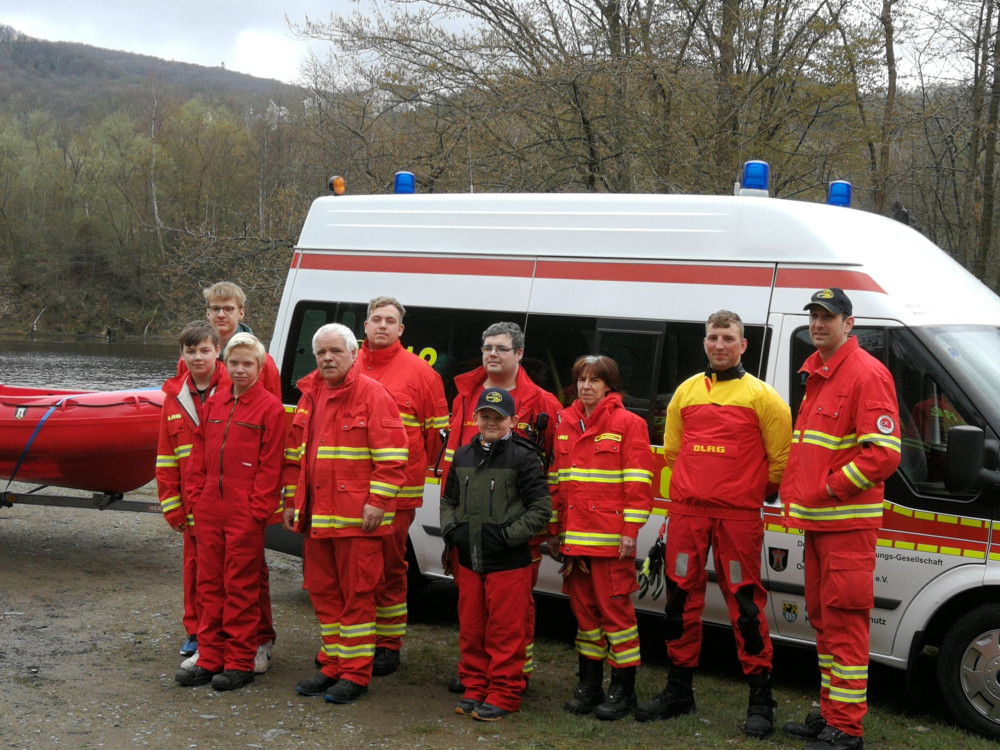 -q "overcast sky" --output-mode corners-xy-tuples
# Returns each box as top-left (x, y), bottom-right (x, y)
(0, 1), (349, 83)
